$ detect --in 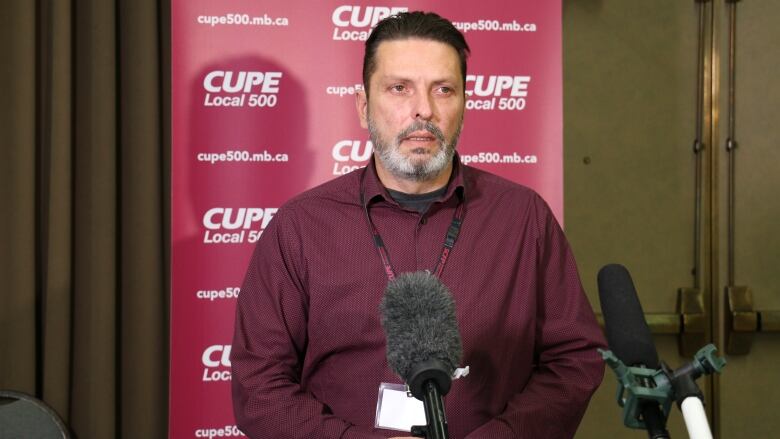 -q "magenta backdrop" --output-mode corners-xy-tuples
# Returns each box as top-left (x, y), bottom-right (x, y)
(170, 1), (562, 437)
